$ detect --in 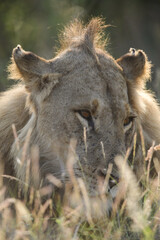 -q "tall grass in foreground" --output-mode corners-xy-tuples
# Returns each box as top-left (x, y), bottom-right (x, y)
(0, 132), (160, 240)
